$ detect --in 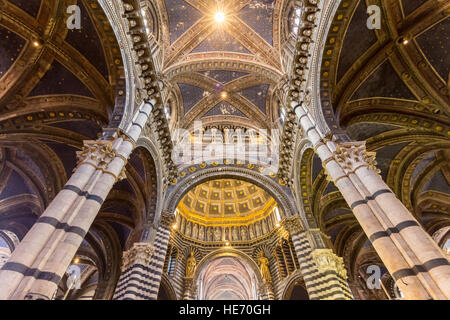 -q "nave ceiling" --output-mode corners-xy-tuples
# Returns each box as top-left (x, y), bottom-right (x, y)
(149, 0), (300, 131)
(0, 0), (448, 301)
